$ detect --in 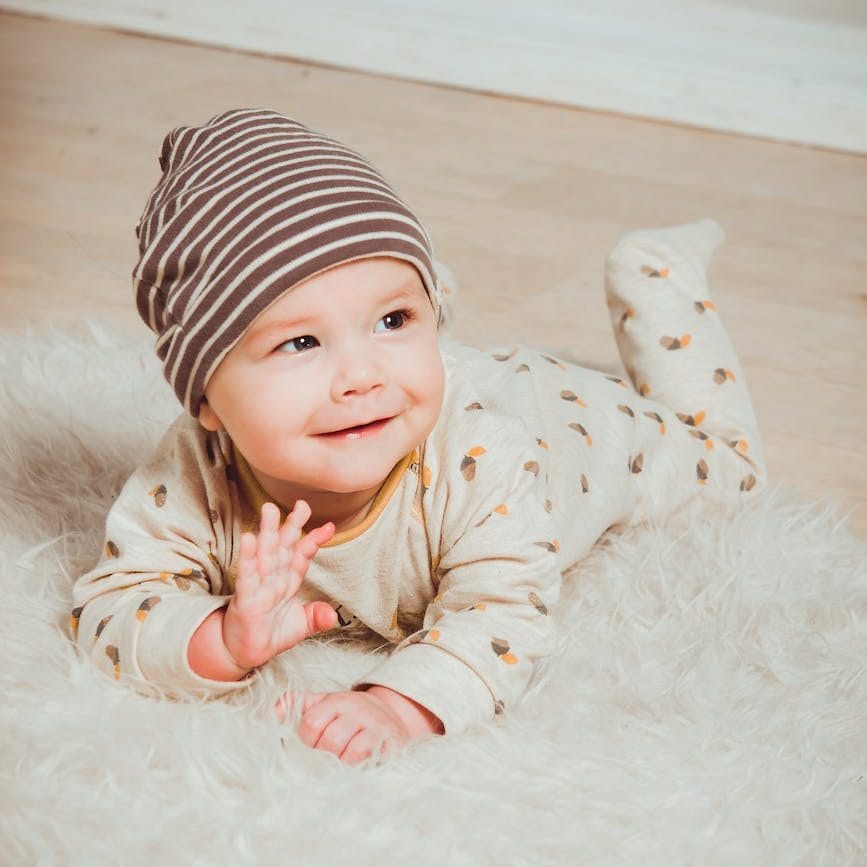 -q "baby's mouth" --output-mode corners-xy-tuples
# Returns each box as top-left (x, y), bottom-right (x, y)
(317, 416), (394, 439)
